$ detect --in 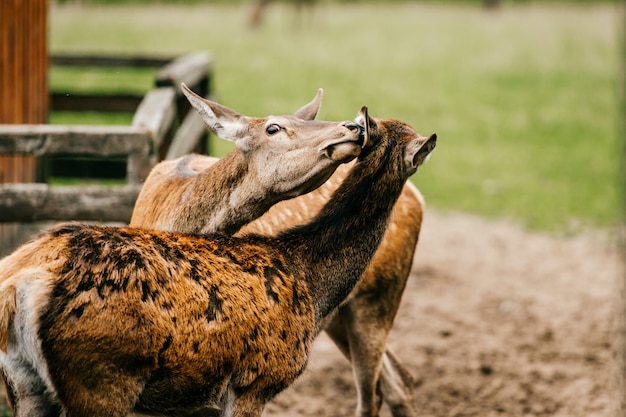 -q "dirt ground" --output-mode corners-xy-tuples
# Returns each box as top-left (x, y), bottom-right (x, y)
(0, 210), (623, 416)
(264, 210), (624, 417)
